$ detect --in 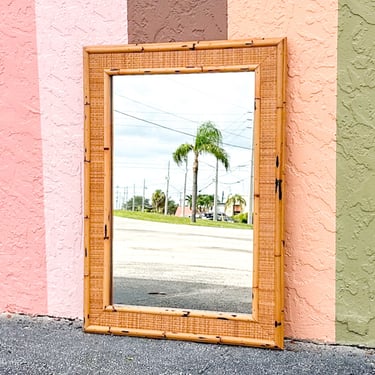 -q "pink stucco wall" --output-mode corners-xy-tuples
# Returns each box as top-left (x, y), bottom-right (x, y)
(0, 1), (47, 314)
(228, 0), (337, 342)
(33, 0), (128, 317)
